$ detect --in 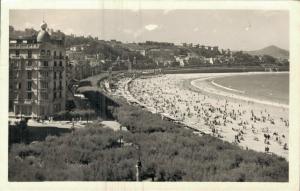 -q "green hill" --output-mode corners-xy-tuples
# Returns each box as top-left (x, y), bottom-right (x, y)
(246, 45), (289, 59)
